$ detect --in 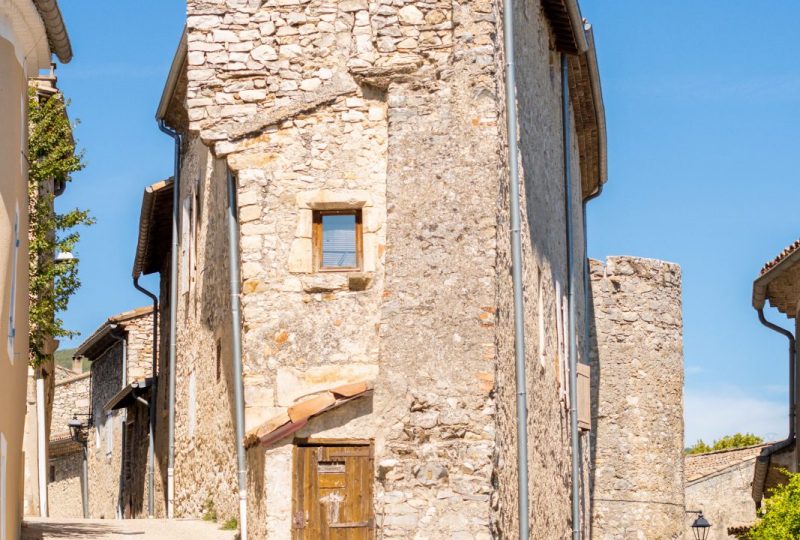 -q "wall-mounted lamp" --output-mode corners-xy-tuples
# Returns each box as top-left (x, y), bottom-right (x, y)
(687, 510), (711, 540)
